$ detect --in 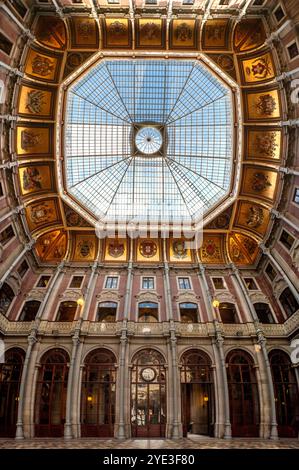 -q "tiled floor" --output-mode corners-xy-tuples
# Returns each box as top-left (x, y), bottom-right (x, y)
(0, 436), (298, 449)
